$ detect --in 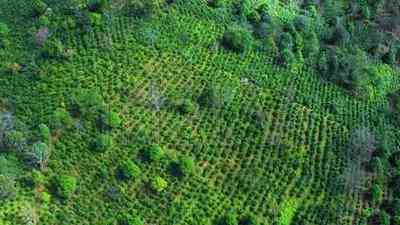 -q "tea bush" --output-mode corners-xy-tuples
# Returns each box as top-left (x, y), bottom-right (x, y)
(221, 25), (253, 53)
(55, 175), (77, 199)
